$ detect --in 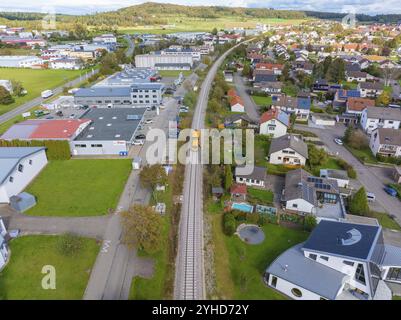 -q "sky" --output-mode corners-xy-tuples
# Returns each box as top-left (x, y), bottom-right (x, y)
(0, 0), (400, 15)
